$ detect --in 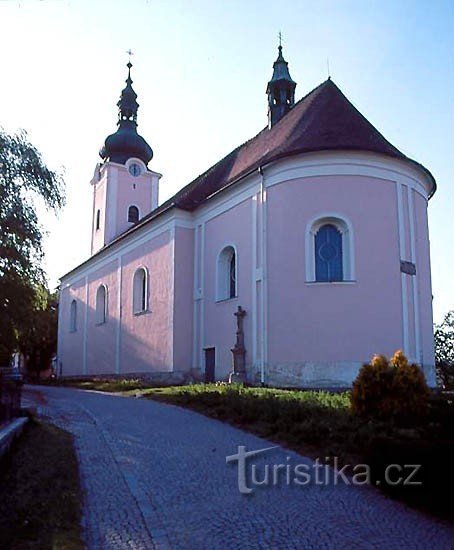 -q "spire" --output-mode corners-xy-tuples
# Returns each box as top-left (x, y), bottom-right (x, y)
(100, 60), (153, 166)
(266, 39), (297, 128)
(117, 61), (139, 128)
